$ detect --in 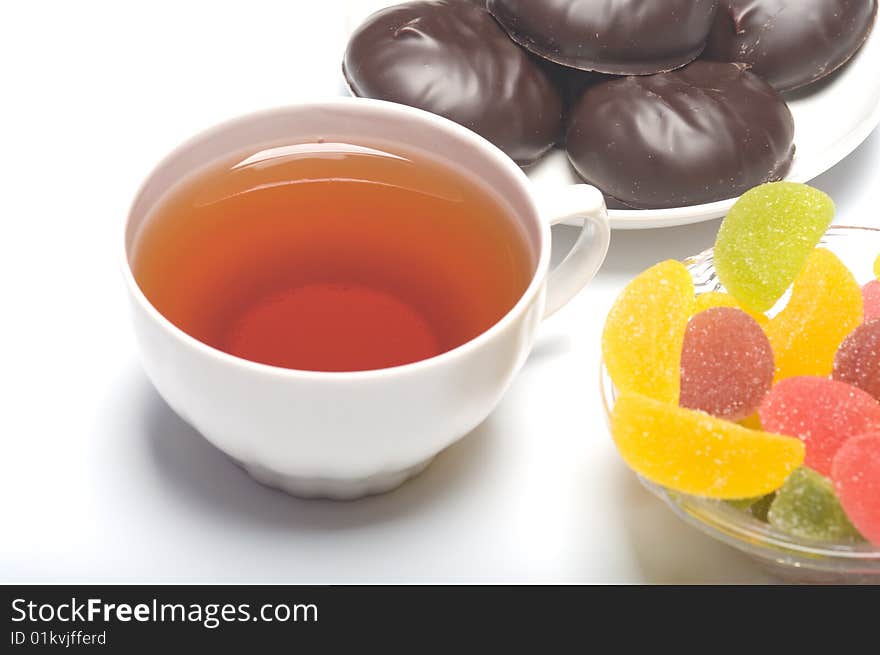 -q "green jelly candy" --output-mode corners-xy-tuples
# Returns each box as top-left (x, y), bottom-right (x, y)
(750, 494), (775, 522)
(726, 497), (758, 511)
(767, 467), (862, 542)
(726, 493), (775, 521)
(715, 182), (834, 313)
